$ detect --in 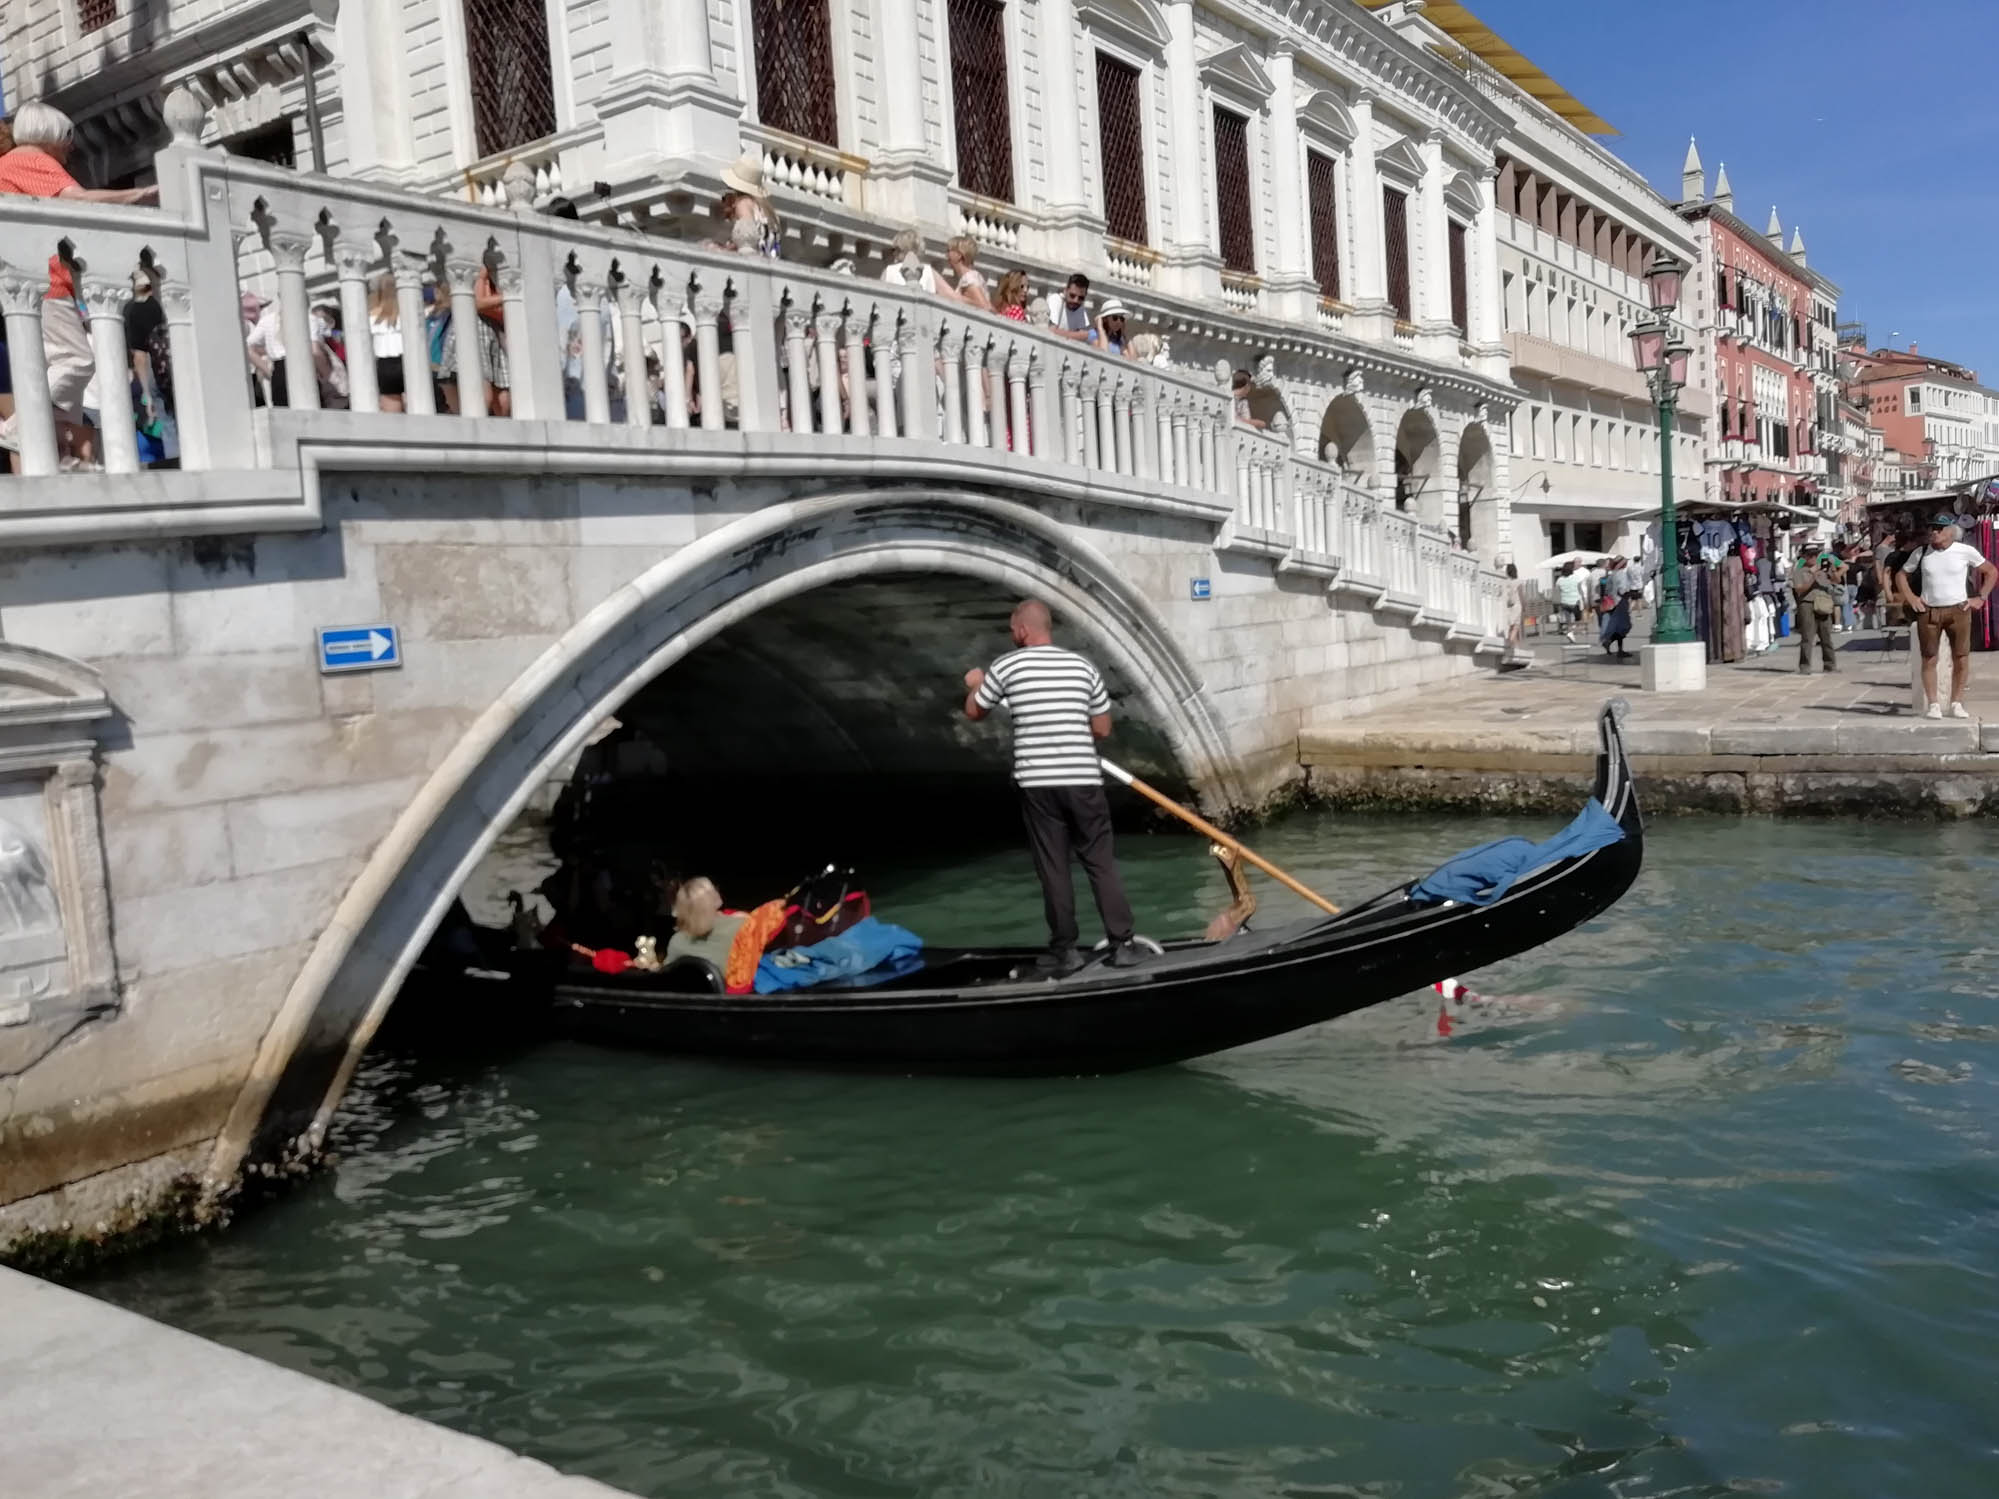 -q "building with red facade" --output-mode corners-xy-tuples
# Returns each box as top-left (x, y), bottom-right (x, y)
(1843, 342), (1999, 490)
(1673, 145), (1831, 524)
